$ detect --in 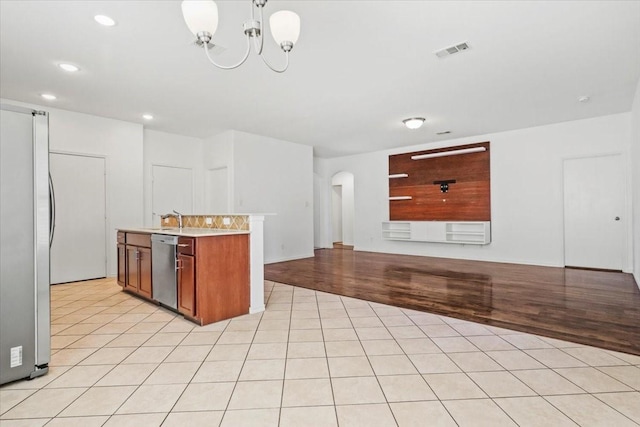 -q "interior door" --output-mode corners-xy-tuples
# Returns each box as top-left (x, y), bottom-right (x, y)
(563, 154), (625, 270)
(205, 166), (229, 213)
(152, 165), (193, 226)
(50, 153), (106, 284)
